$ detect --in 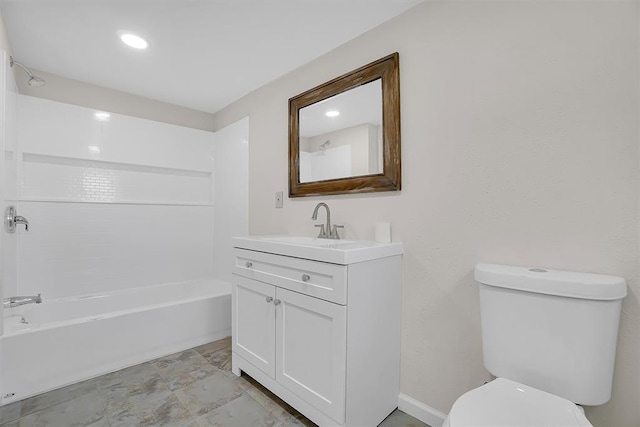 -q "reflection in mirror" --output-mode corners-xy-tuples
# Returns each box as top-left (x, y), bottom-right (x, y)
(289, 53), (400, 197)
(299, 80), (382, 183)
